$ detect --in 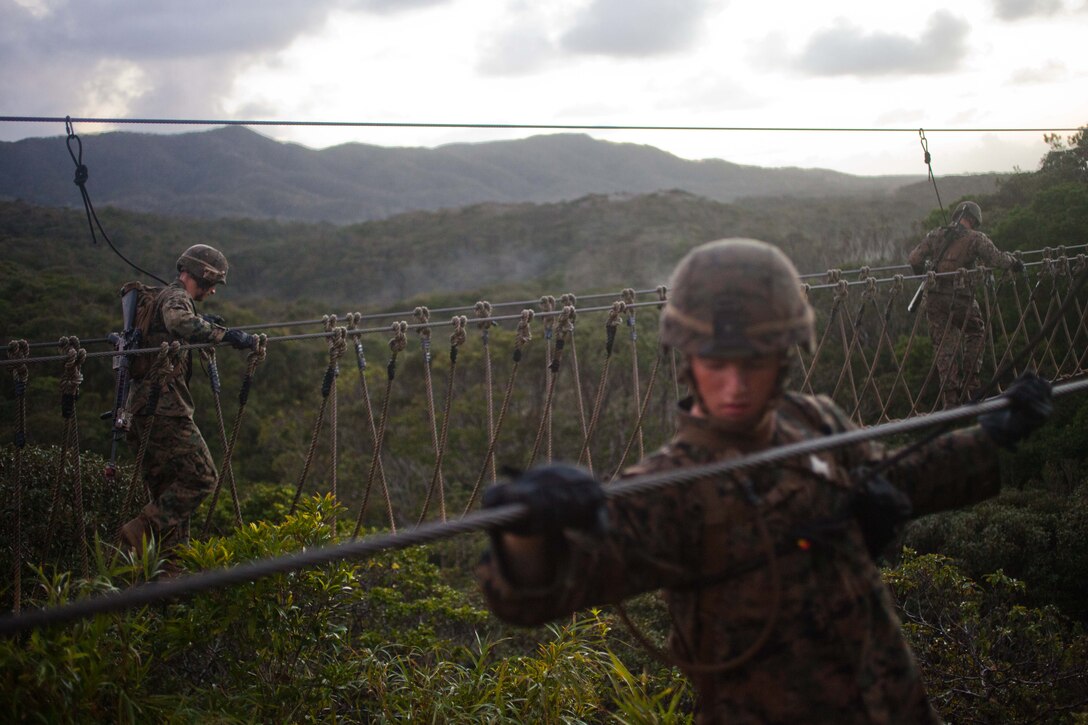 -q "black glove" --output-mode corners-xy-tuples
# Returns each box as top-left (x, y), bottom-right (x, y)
(201, 313), (226, 326)
(222, 328), (256, 350)
(482, 463), (606, 537)
(979, 372), (1052, 450)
